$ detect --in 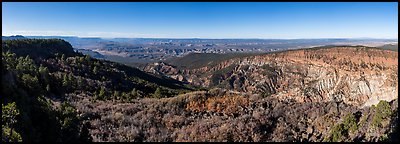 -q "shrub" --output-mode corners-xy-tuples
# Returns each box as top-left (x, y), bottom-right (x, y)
(154, 87), (163, 98)
(57, 102), (80, 142)
(2, 127), (22, 142)
(324, 112), (359, 142)
(342, 113), (358, 133)
(2, 102), (22, 142)
(378, 134), (389, 142)
(372, 100), (392, 127)
(97, 87), (106, 100)
(324, 123), (345, 142)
